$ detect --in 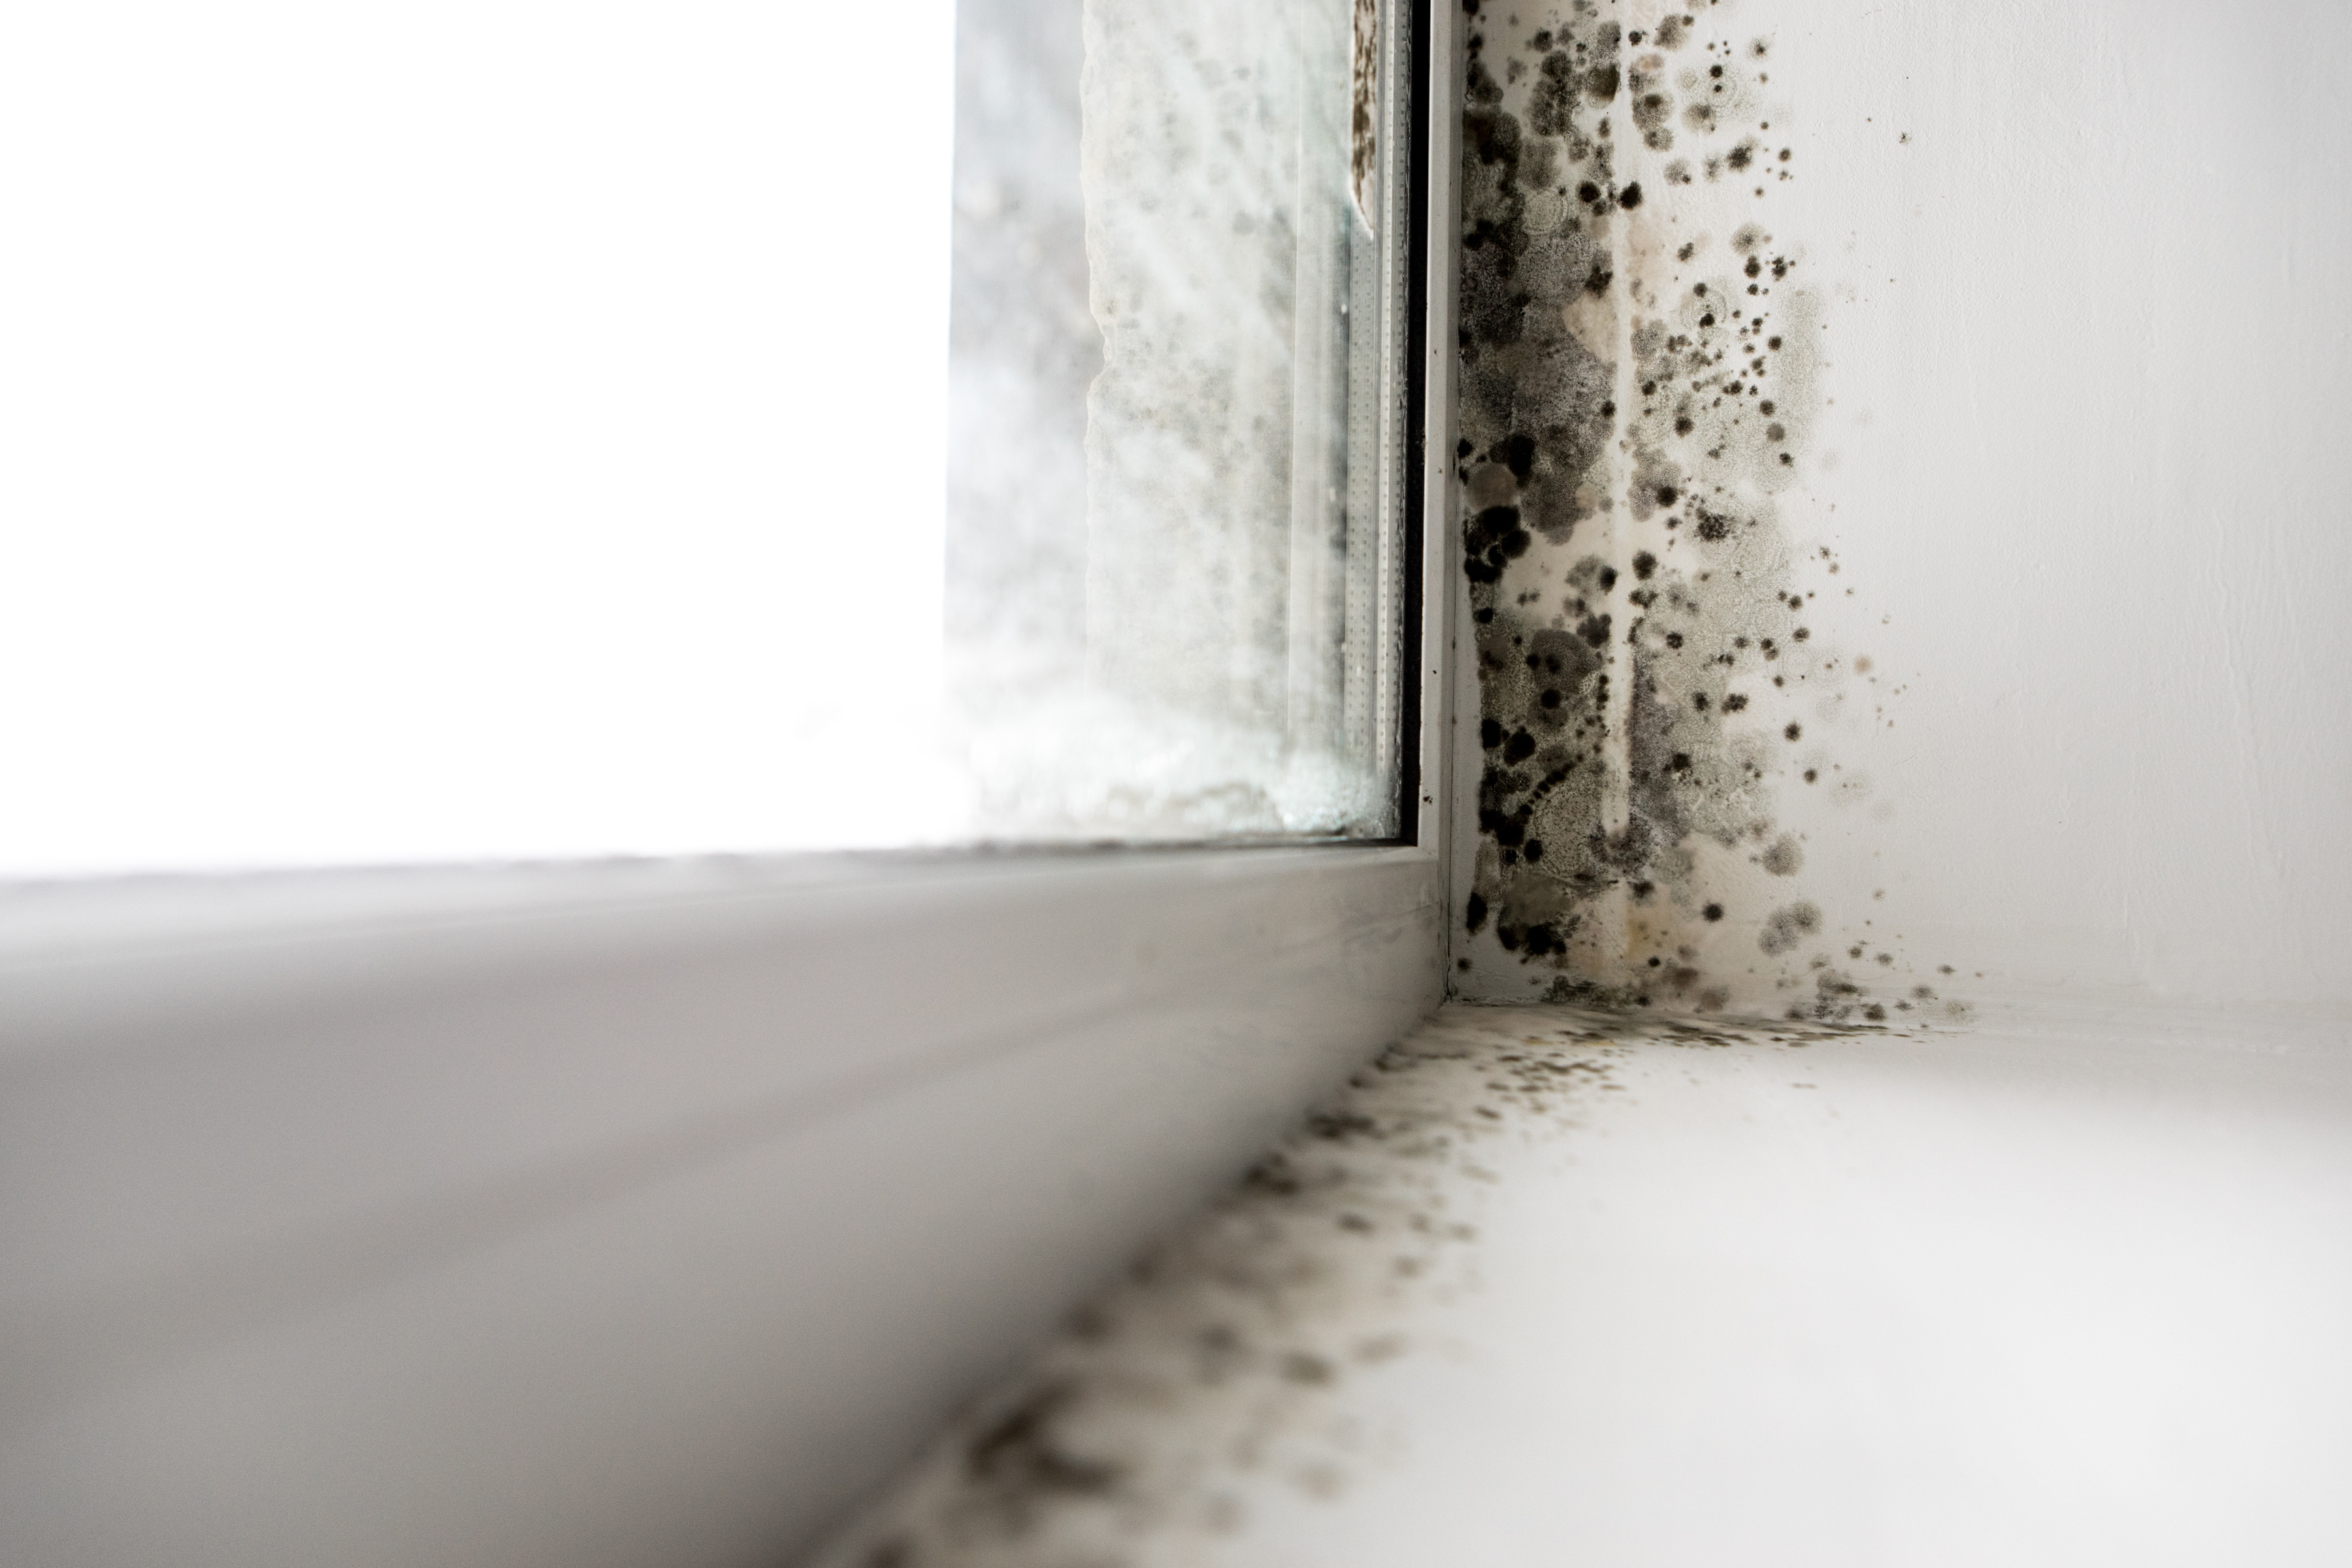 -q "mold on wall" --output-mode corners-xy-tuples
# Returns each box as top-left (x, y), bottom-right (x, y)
(1450, 0), (1967, 1023)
